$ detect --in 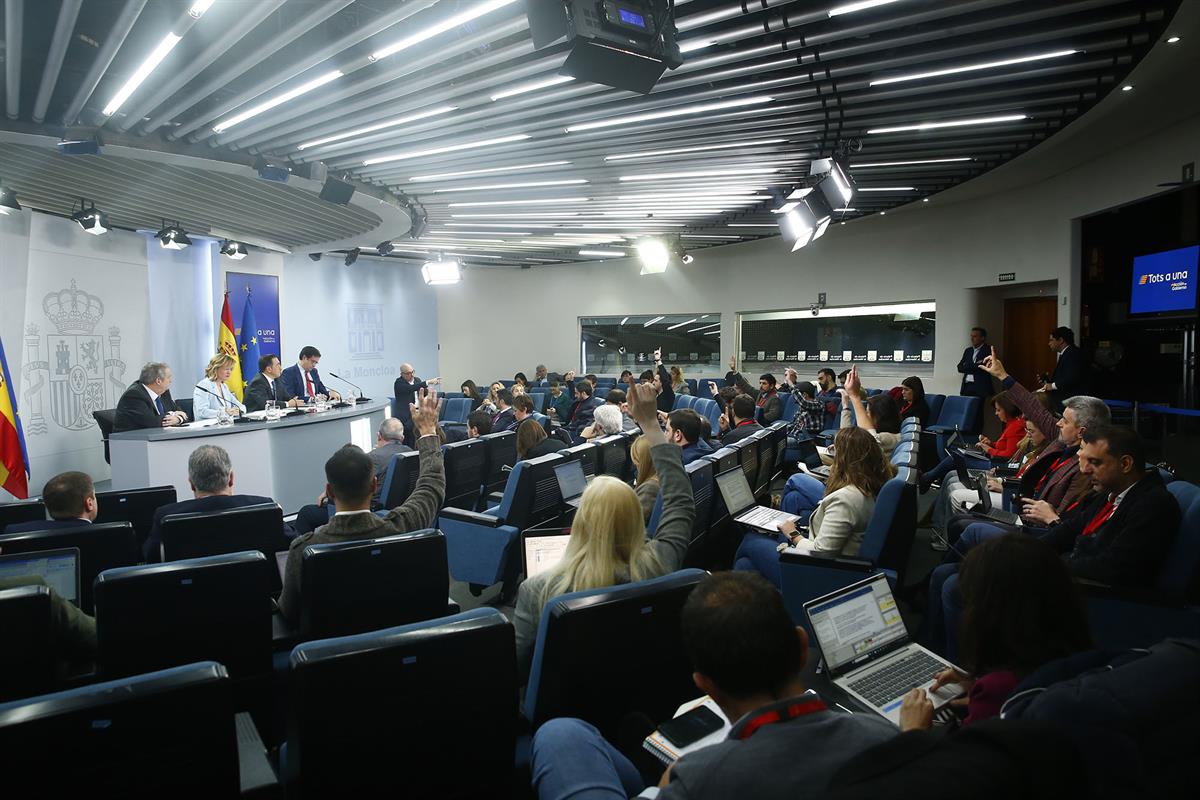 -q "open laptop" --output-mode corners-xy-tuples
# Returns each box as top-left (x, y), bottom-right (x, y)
(946, 428), (989, 459)
(804, 573), (964, 725)
(973, 475), (1021, 525)
(0, 547), (81, 607)
(523, 529), (572, 578)
(714, 468), (800, 532)
(554, 459), (588, 509)
(950, 448), (991, 487)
